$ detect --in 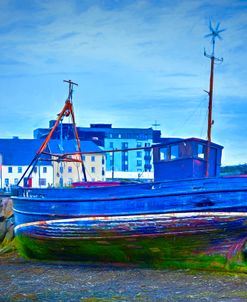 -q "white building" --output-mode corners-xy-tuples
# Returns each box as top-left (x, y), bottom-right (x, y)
(0, 138), (53, 190)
